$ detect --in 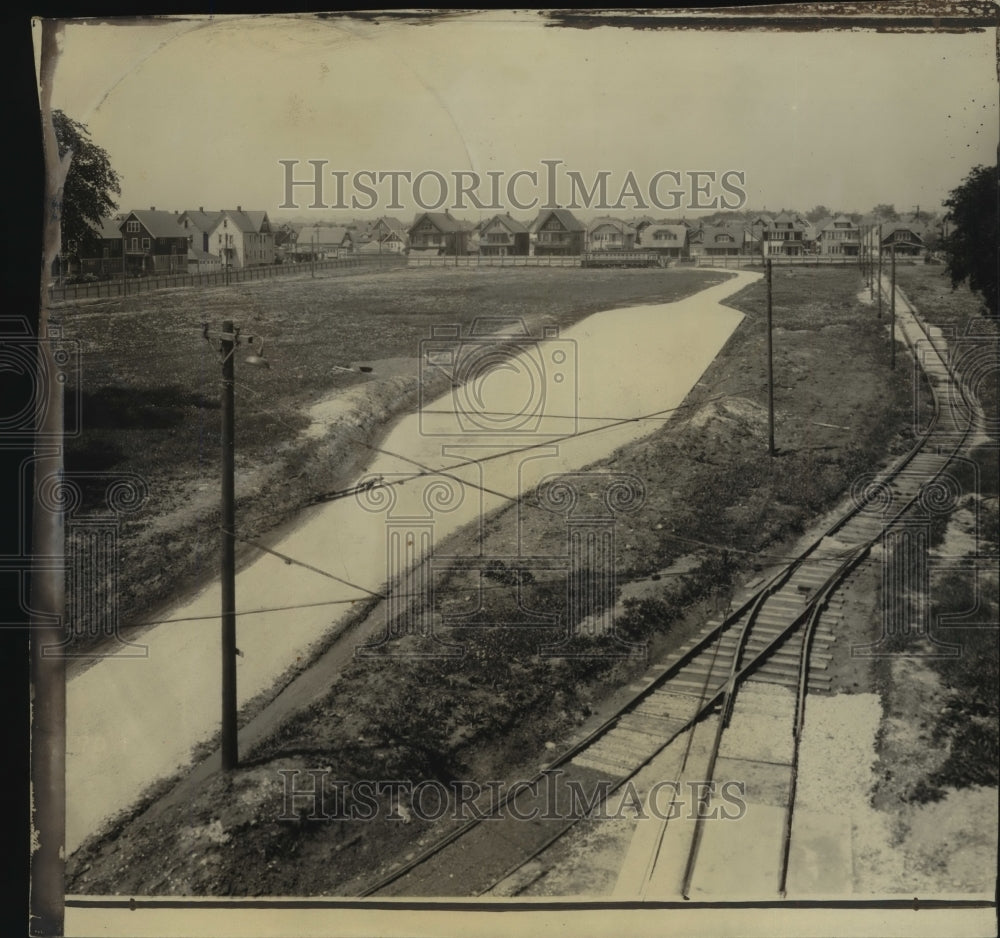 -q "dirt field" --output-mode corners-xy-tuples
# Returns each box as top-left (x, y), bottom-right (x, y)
(67, 263), (964, 898)
(56, 265), (727, 656)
